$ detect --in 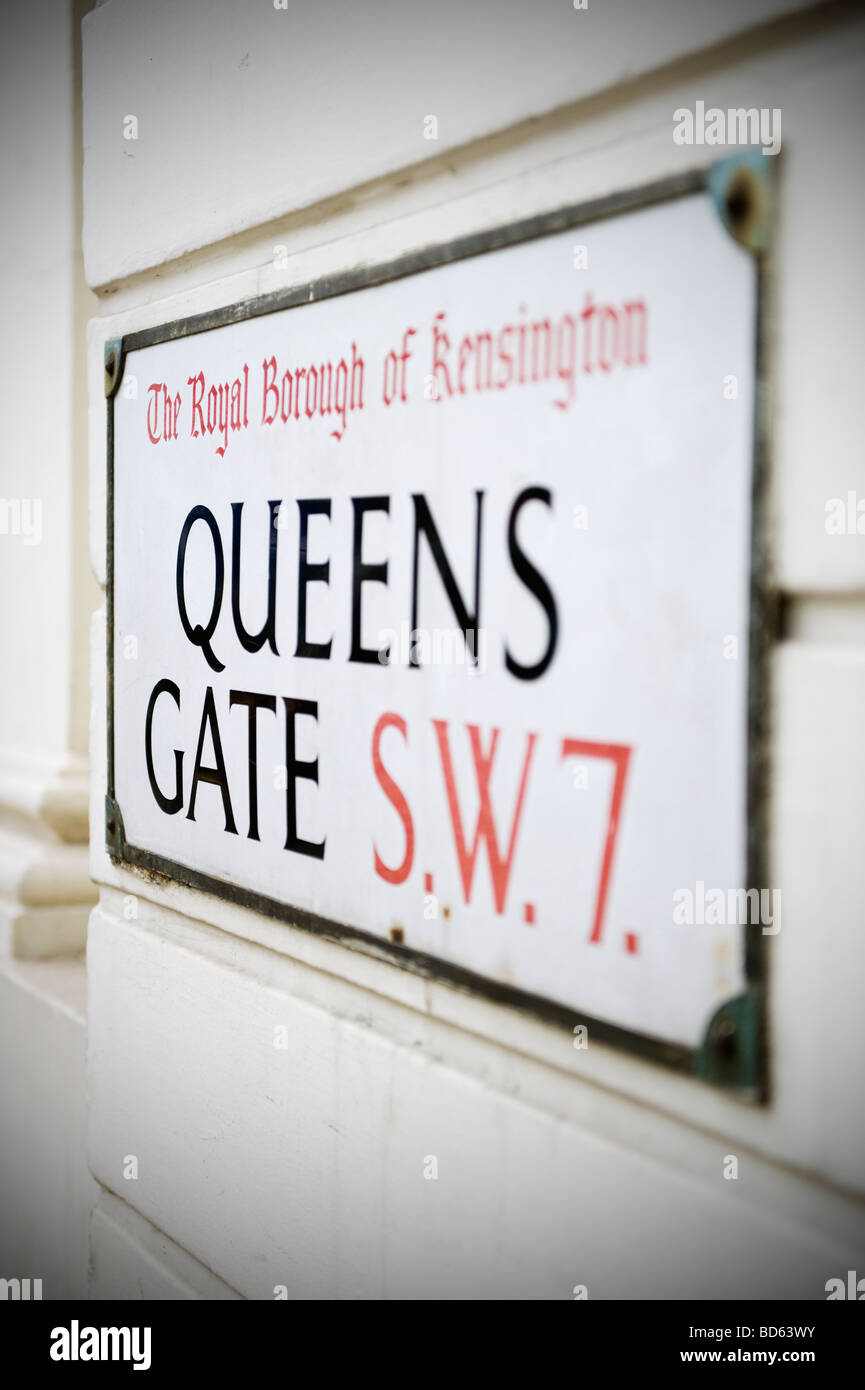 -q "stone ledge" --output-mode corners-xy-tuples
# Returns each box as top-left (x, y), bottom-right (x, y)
(0, 746), (91, 844)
